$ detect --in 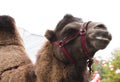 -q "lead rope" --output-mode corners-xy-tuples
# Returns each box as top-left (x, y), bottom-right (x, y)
(81, 22), (93, 74)
(87, 58), (93, 74)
